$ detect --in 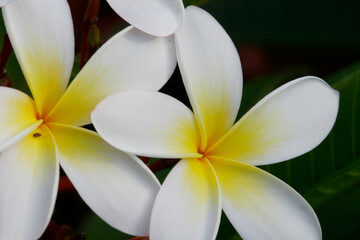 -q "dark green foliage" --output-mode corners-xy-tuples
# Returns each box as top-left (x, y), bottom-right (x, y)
(183, 0), (211, 7)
